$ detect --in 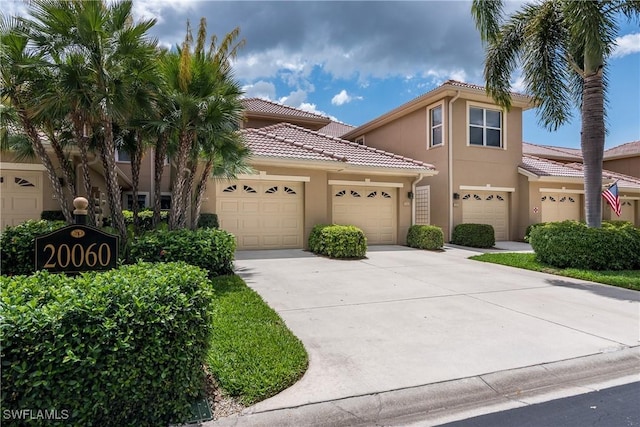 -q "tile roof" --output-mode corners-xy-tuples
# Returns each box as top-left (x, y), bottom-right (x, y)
(604, 140), (640, 159)
(242, 123), (435, 171)
(317, 121), (356, 138)
(242, 98), (330, 121)
(520, 155), (640, 189)
(522, 142), (583, 160)
(443, 79), (530, 99)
